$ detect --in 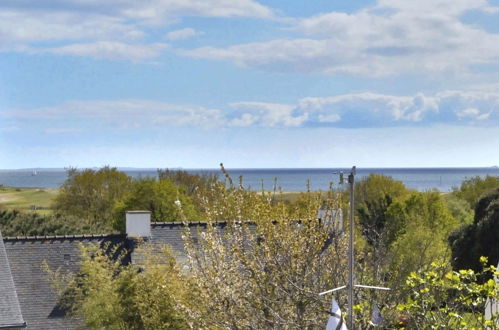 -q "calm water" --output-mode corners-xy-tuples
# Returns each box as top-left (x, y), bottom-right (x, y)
(1, 168), (498, 192)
